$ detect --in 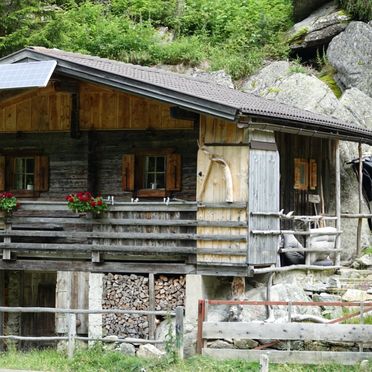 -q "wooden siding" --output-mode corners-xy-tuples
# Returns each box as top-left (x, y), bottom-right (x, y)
(0, 82), (194, 133)
(80, 83), (194, 131)
(197, 116), (249, 265)
(0, 87), (71, 132)
(247, 130), (280, 265)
